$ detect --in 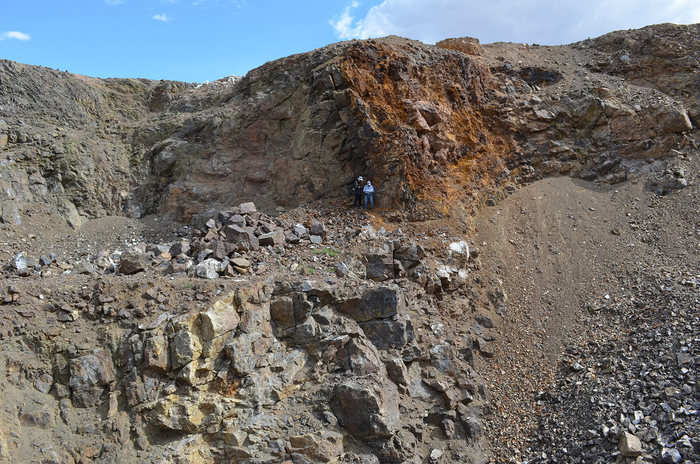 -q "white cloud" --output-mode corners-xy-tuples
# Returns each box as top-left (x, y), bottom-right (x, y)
(152, 13), (172, 22)
(331, 0), (700, 45)
(0, 31), (31, 41)
(104, 0), (125, 5)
